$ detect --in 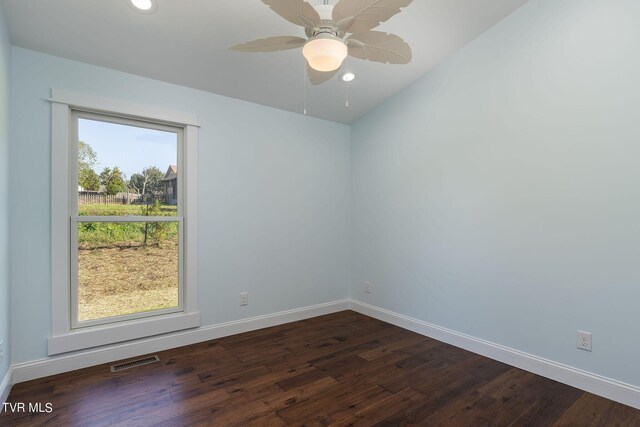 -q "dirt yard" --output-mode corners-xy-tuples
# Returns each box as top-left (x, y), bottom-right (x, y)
(77, 240), (179, 321)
